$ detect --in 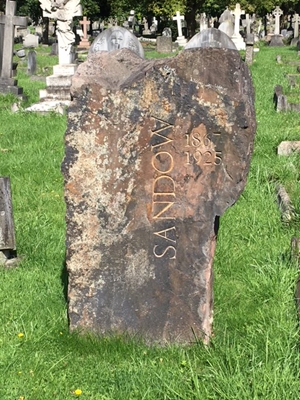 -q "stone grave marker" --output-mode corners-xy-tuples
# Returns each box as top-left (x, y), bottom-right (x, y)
(156, 35), (172, 53)
(0, 0), (27, 96)
(23, 33), (39, 48)
(270, 6), (284, 46)
(218, 8), (234, 38)
(0, 177), (17, 266)
(62, 28), (256, 344)
(50, 42), (58, 56)
(172, 11), (187, 46)
(79, 16), (90, 48)
(231, 3), (245, 50)
(245, 33), (254, 65)
(27, 50), (37, 75)
(185, 27), (237, 50)
(291, 14), (300, 46)
(89, 26), (144, 57)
